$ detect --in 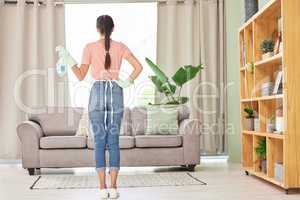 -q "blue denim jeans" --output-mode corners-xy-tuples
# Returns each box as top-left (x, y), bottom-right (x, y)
(88, 80), (124, 172)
